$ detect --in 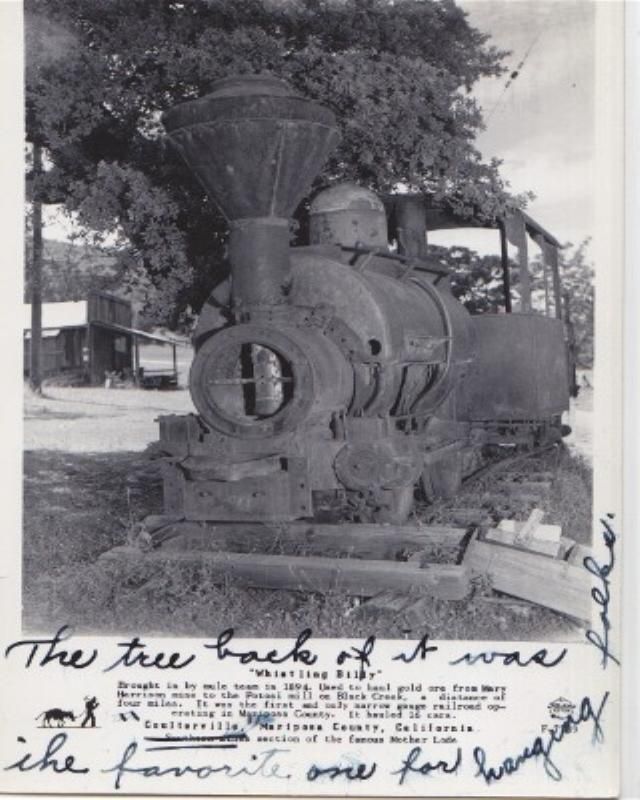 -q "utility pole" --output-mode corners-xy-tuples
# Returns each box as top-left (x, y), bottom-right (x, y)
(30, 142), (43, 394)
